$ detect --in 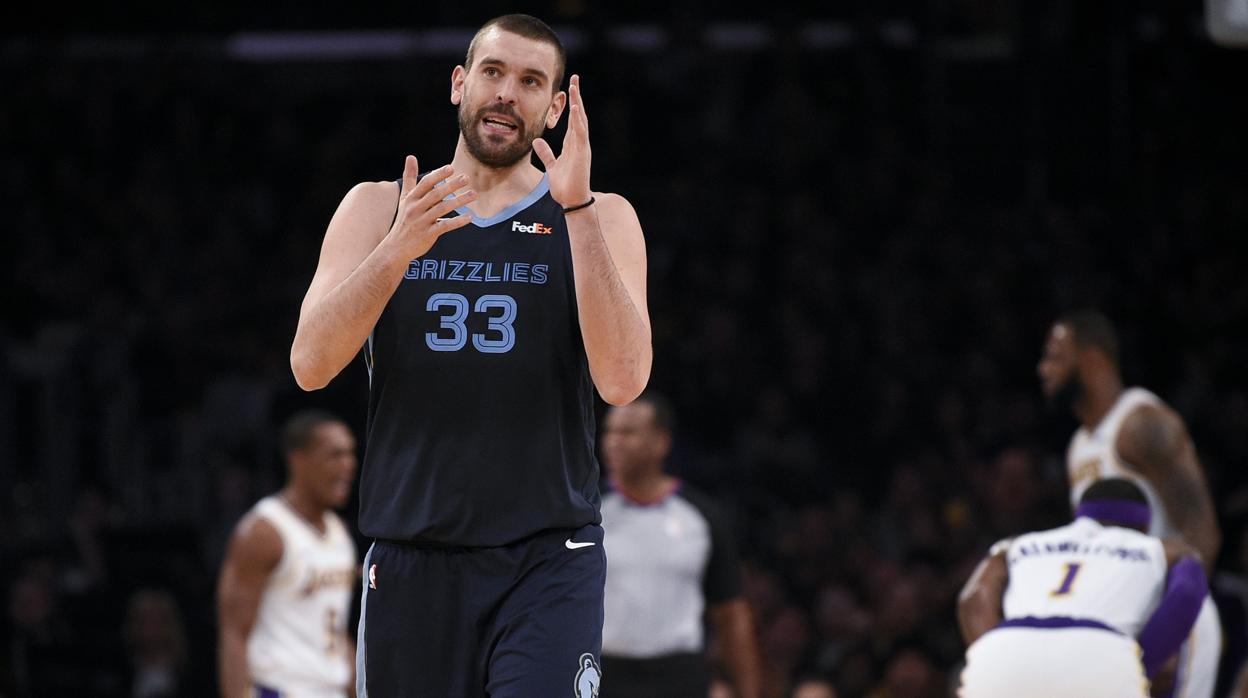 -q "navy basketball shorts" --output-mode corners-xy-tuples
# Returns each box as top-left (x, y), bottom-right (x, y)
(356, 523), (605, 698)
